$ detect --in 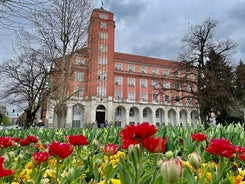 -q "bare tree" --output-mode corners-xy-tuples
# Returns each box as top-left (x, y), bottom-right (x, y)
(180, 19), (237, 125)
(0, 49), (52, 128)
(0, 0), (49, 29)
(23, 0), (94, 128)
